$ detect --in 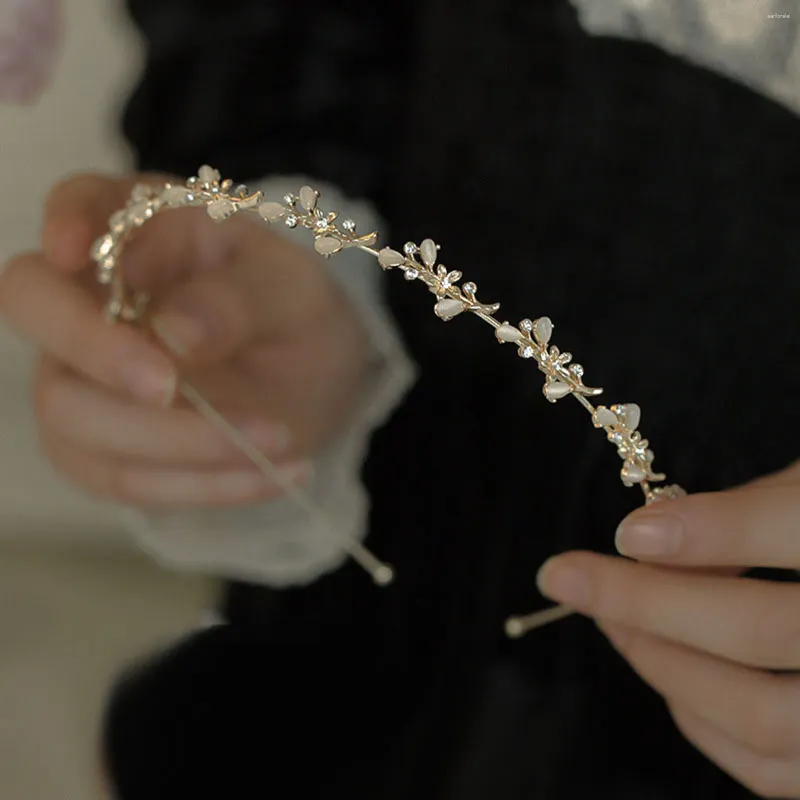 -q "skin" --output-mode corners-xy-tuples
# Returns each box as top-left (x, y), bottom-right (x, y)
(0, 172), (369, 508)
(537, 460), (800, 798)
